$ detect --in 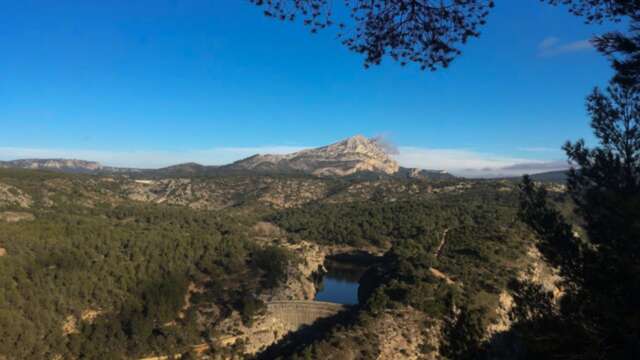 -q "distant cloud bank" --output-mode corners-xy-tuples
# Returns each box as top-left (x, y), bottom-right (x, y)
(394, 147), (568, 178)
(537, 36), (592, 58)
(517, 146), (562, 153)
(0, 145), (568, 178)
